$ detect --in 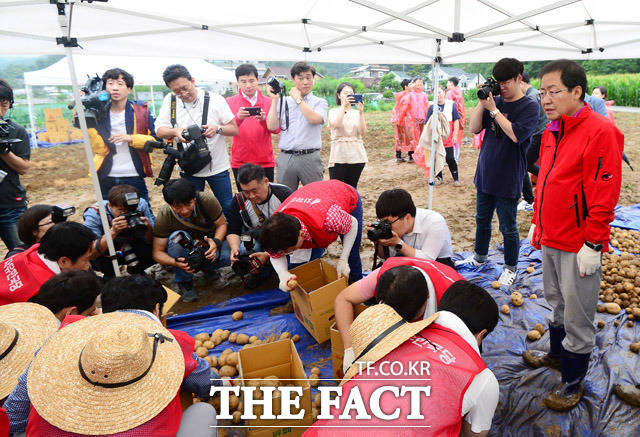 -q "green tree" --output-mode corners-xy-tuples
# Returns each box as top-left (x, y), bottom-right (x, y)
(378, 73), (401, 92)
